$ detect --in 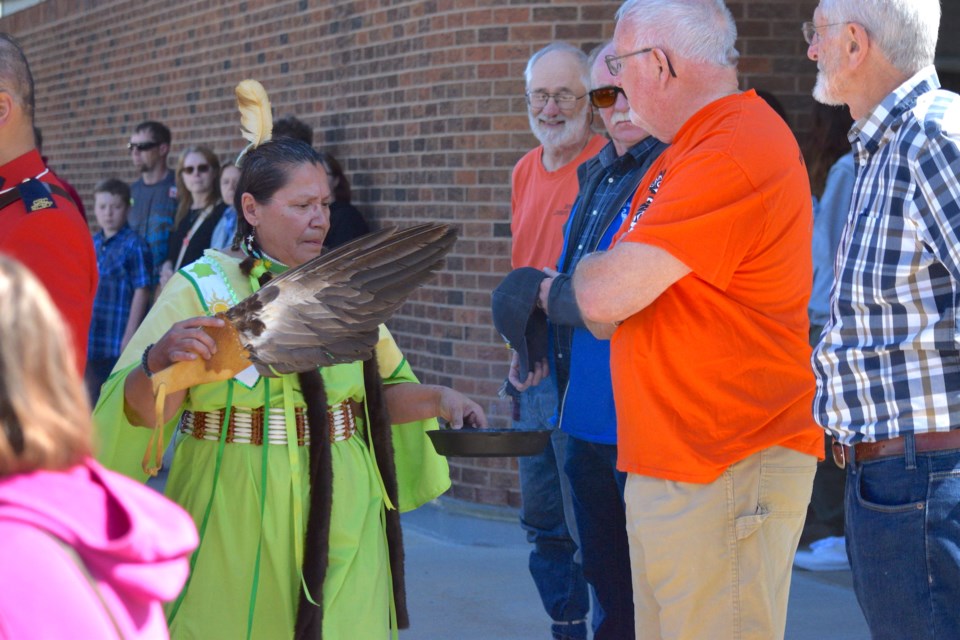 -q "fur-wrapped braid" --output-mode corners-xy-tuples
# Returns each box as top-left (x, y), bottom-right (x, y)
(294, 369), (332, 639)
(292, 352), (409, 638)
(363, 354), (409, 629)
